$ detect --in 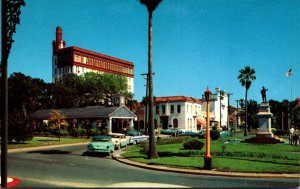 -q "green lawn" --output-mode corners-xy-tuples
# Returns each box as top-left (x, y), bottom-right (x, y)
(122, 135), (300, 173)
(7, 137), (90, 149)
